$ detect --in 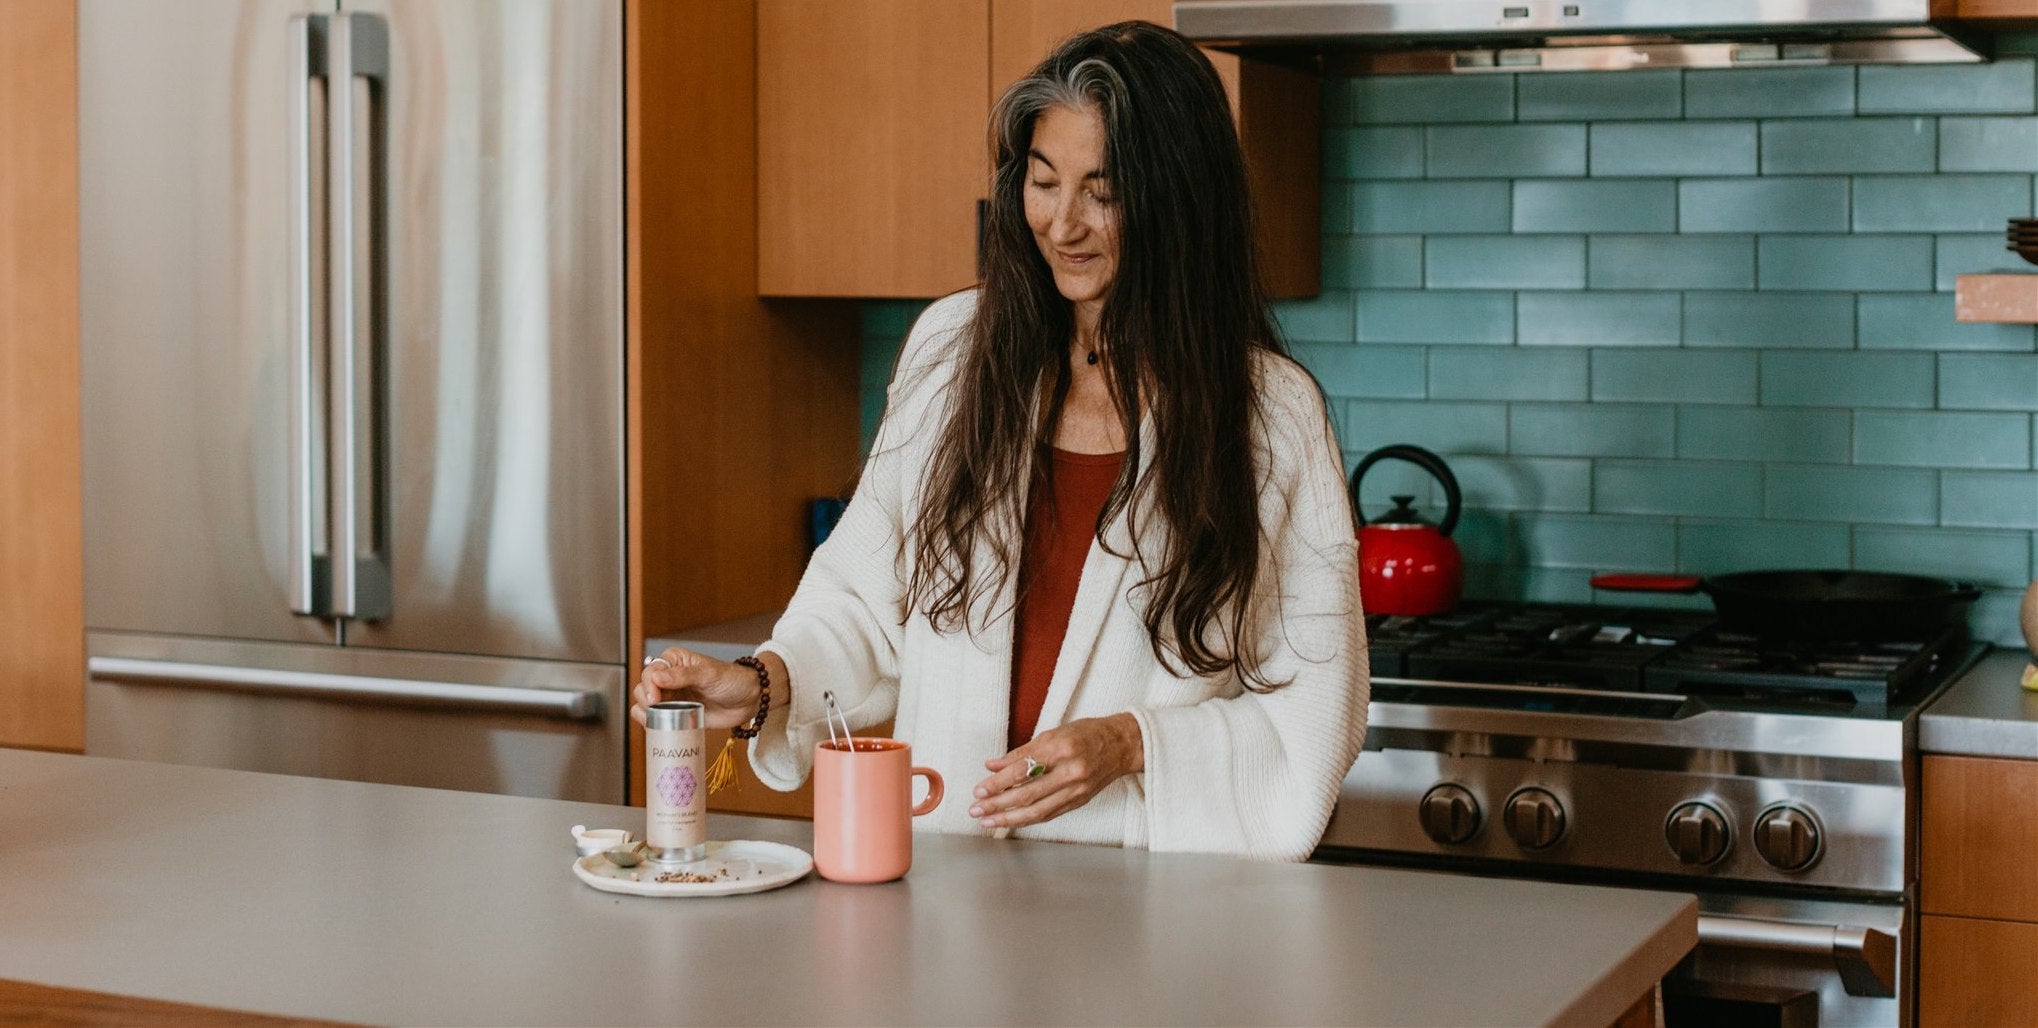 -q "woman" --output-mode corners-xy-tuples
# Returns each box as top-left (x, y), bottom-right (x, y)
(633, 21), (1366, 862)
